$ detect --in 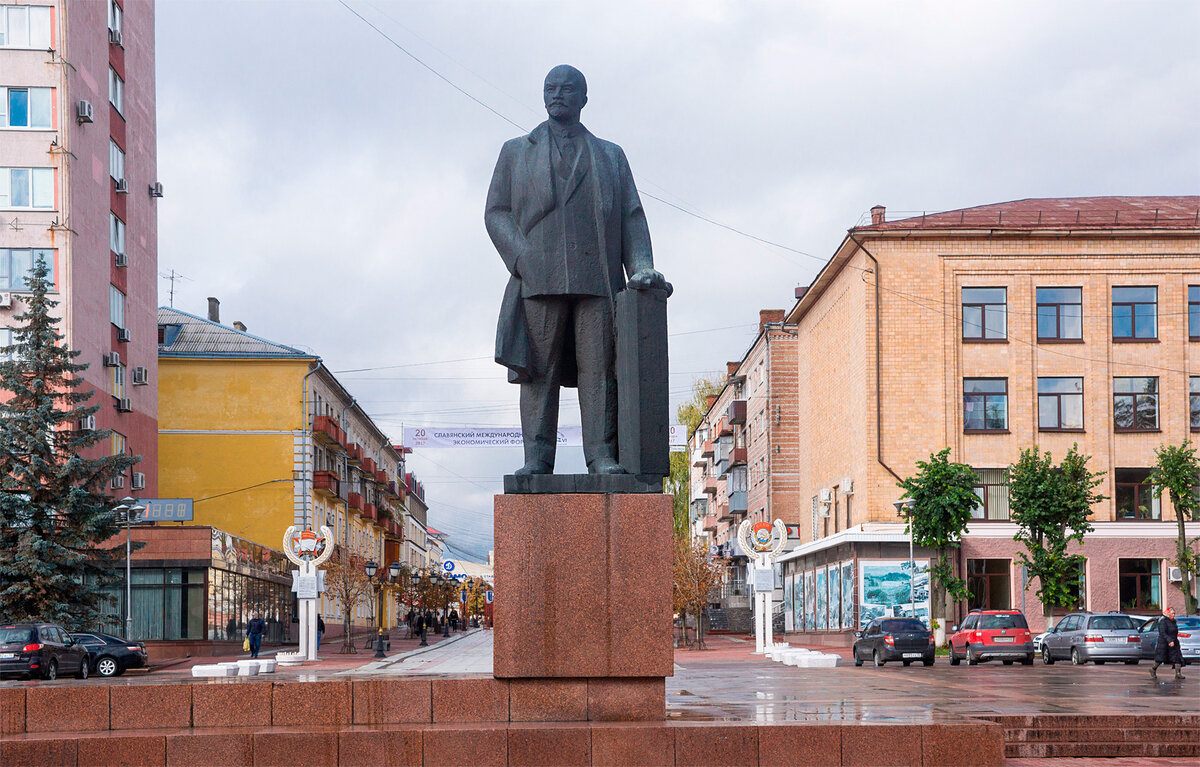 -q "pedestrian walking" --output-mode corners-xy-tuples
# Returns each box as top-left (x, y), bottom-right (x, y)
(450, 608), (460, 631)
(246, 613), (265, 659)
(316, 615), (325, 652)
(1150, 605), (1185, 680)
